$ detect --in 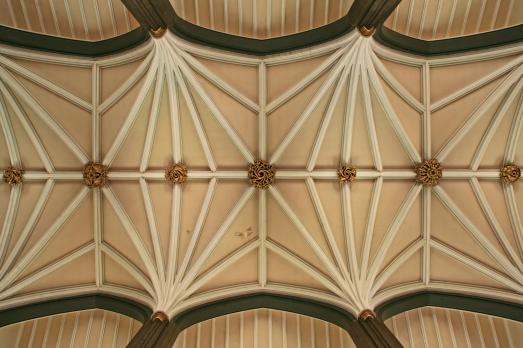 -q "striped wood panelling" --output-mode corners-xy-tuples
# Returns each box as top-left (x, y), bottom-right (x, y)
(0, 0), (140, 41)
(173, 308), (356, 348)
(384, 0), (523, 40)
(385, 306), (523, 348)
(170, 0), (354, 38)
(0, 309), (141, 348)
